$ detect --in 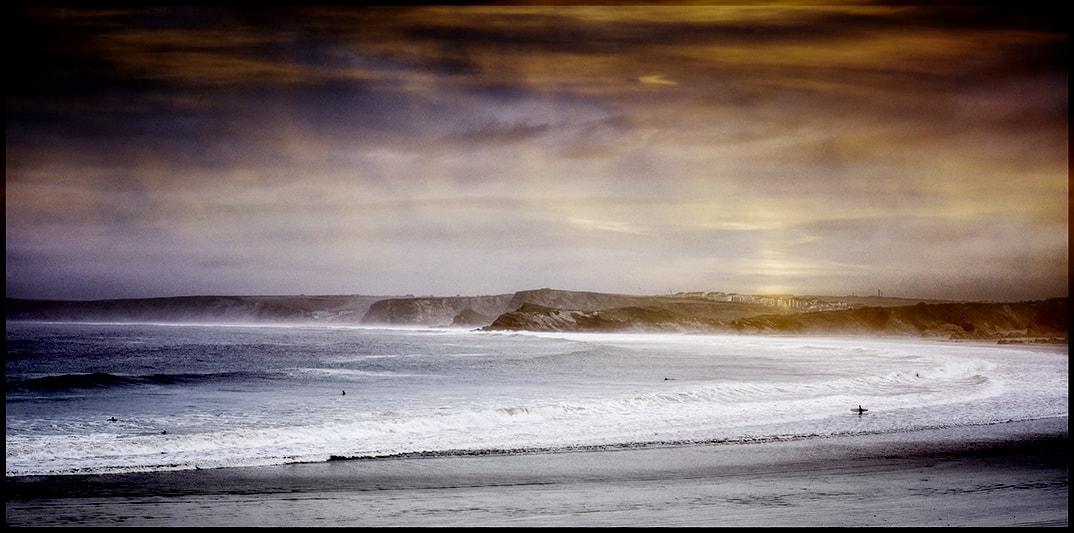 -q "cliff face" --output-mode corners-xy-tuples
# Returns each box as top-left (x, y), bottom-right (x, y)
(5, 289), (706, 327)
(360, 288), (692, 327)
(484, 298), (1068, 341)
(360, 294), (515, 326)
(730, 299), (1068, 340)
(482, 303), (725, 333)
(5, 295), (388, 324)
(8, 290), (1067, 342)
